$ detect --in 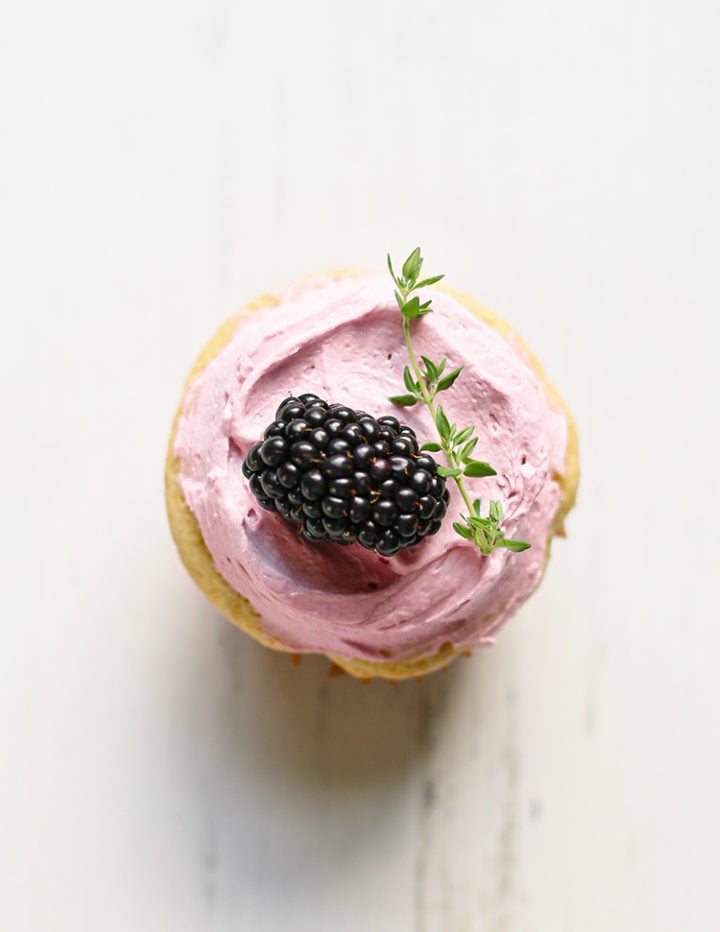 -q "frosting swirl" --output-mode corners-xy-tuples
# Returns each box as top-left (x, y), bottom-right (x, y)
(174, 272), (567, 661)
